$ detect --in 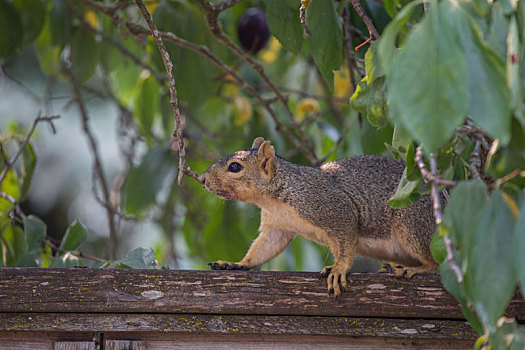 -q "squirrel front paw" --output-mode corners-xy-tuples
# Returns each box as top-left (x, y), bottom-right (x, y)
(208, 260), (249, 270)
(320, 264), (349, 298)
